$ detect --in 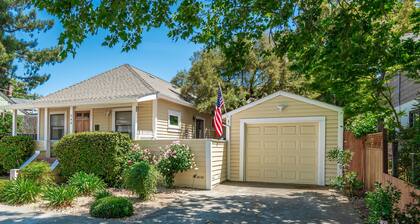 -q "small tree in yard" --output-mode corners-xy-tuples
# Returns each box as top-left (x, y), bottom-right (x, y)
(327, 148), (363, 197)
(157, 143), (196, 188)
